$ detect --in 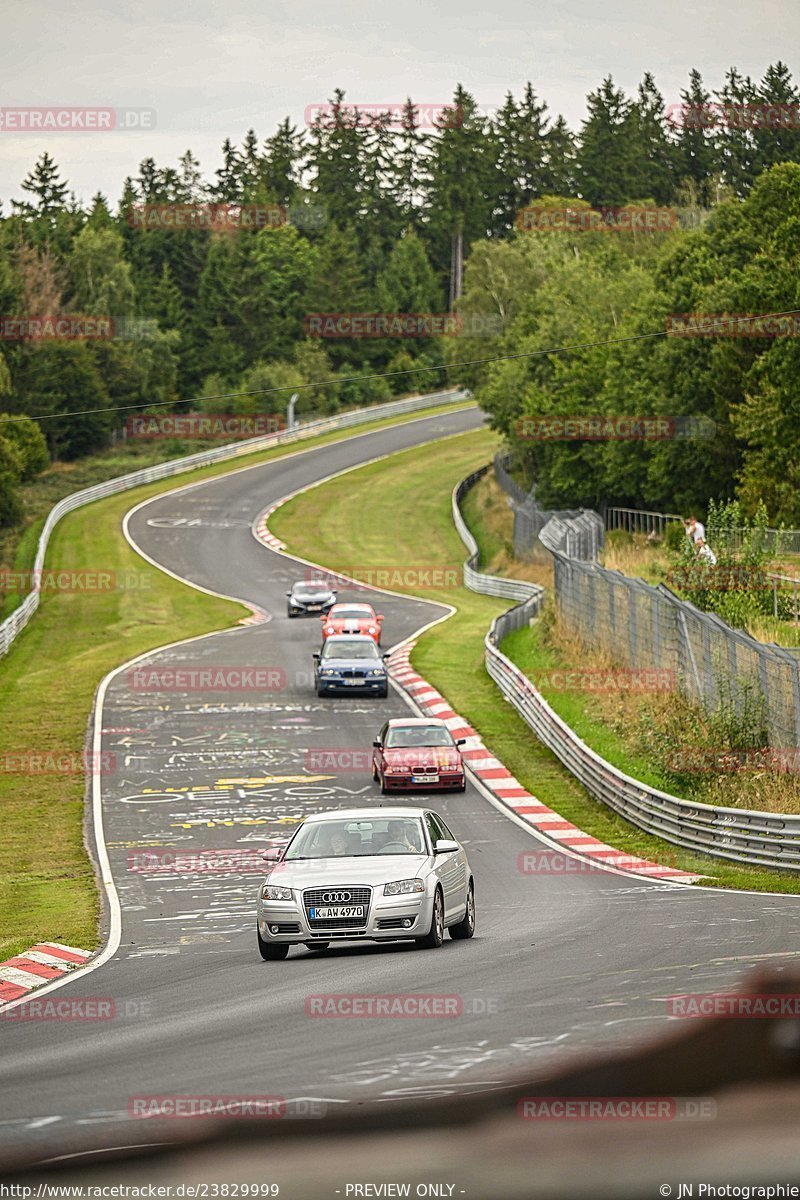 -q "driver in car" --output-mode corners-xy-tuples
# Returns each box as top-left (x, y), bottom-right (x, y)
(386, 820), (423, 852)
